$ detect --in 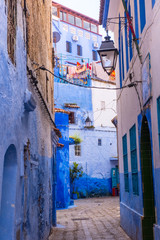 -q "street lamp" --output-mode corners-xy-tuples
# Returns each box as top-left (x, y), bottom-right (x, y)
(97, 33), (119, 75)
